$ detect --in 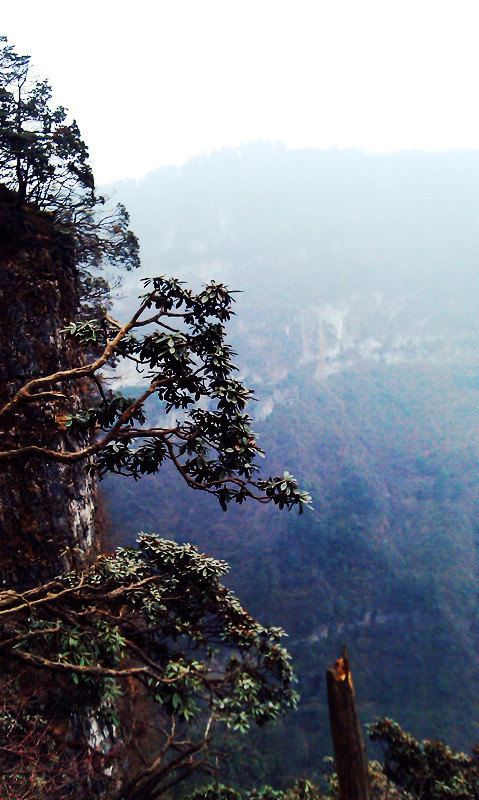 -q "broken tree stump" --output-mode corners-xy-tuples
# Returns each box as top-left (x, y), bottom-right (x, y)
(326, 649), (370, 800)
